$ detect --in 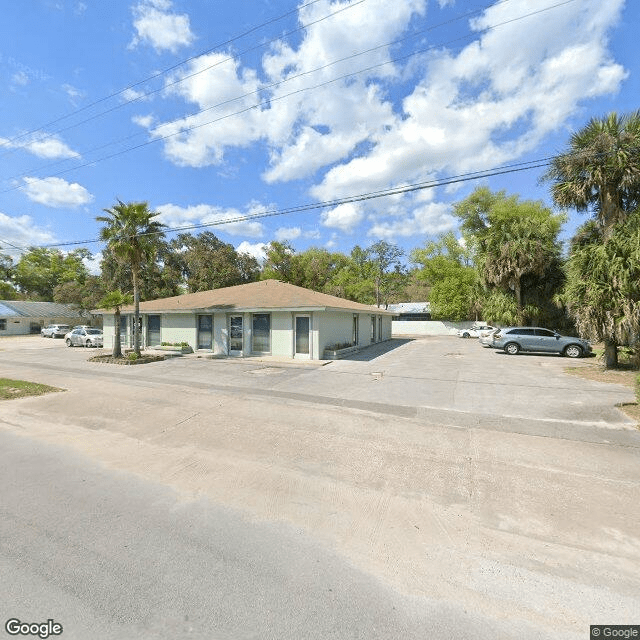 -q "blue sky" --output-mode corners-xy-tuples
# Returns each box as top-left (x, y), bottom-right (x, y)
(0, 0), (637, 271)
